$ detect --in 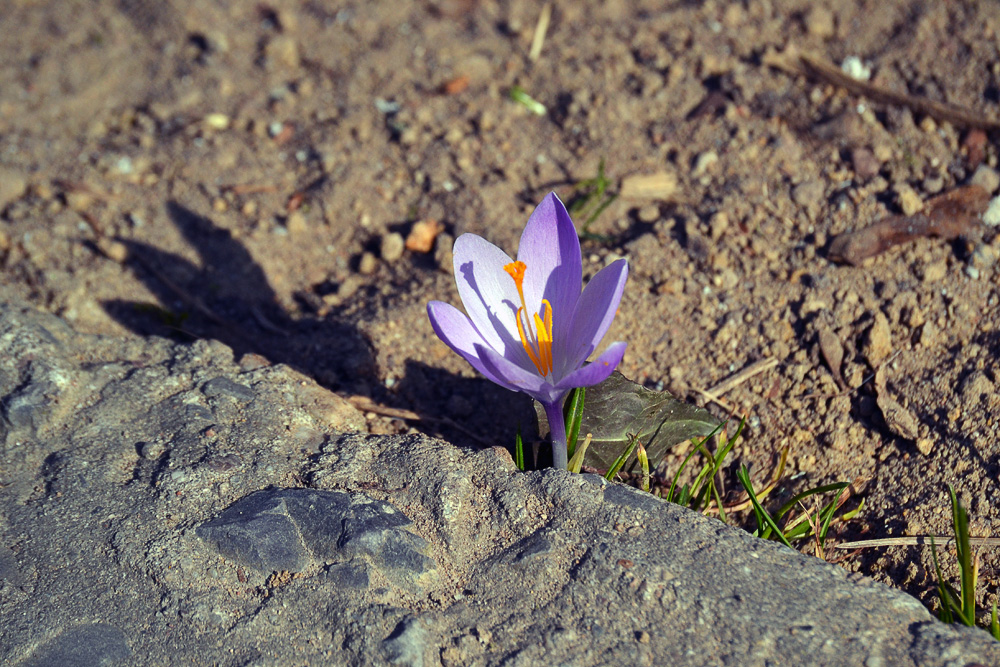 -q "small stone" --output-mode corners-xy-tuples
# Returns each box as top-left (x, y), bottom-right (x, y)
(918, 321), (939, 347)
(792, 180), (825, 211)
(841, 56), (871, 81)
(915, 438), (934, 456)
(65, 190), (94, 211)
(358, 251), (378, 275)
(984, 195), (1000, 226)
(920, 259), (948, 283)
(265, 35), (299, 69)
(286, 211), (307, 235)
(637, 205), (660, 223)
(435, 233), (454, 274)
(922, 174), (945, 195)
(969, 243), (998, 271)
(405, 219), (444, 253)
(969, 165), (1000, 194)
(804, 5), (835, 38)
(203, 113), (230, 130)
(202, 377), (255, 402)
(381, 232), (405, 262)
(959, 371), (995, 403)
(863, 313), (892, 368)
(691, 152), (718, 179)
(966, 265), (981, 280)
(708, 211), (729, 241)
(620, 171), (678, 199)
(96, 238), (128, 263)
(0, 167), (28, 210)
(894, 183), (923, 216)
(851, 147), (880, 180)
